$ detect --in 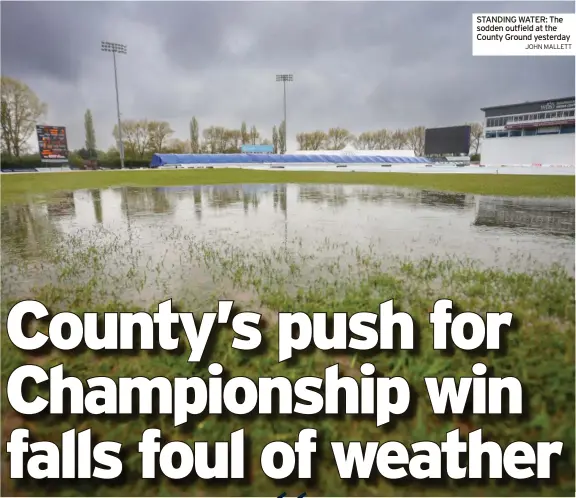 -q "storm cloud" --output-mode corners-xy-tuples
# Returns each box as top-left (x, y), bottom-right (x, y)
(1, 1), (574, 151)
